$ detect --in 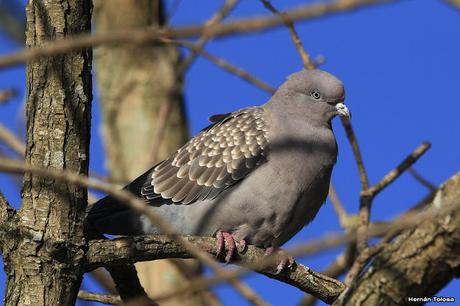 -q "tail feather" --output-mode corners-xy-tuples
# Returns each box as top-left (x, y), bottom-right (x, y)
(84, 166), (156, 237)
(85, 195), (143, 236)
